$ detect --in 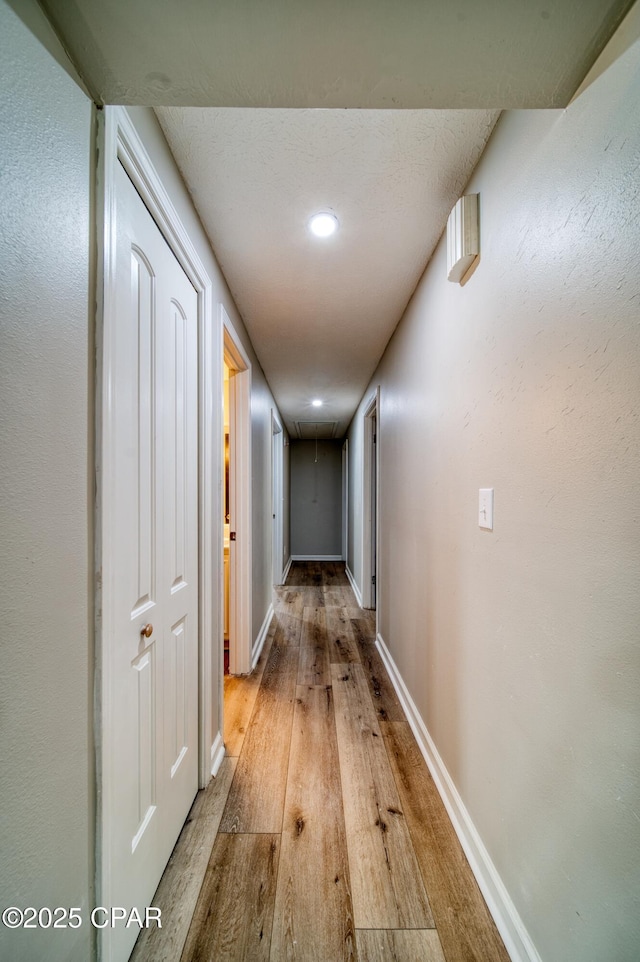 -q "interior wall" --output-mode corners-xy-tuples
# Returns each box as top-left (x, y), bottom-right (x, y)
(290, 440), (343, 557)
(0, 2), (95, 959)
(125, 106), (284, 701)
(347, 39), (640, 962)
